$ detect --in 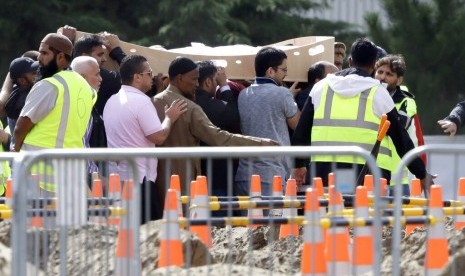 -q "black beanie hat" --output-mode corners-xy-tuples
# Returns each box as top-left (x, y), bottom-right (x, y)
(168, 57), (198, 79)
